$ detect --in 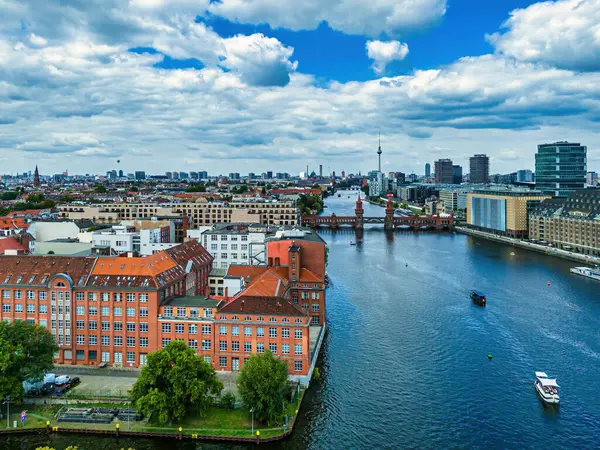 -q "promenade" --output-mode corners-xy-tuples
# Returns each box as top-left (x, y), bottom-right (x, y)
(456, 226), (600, 265)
